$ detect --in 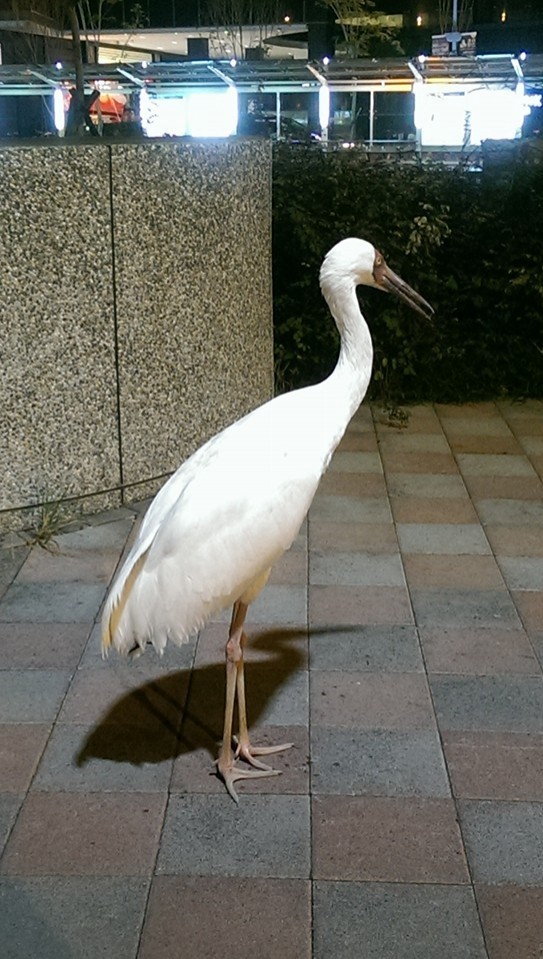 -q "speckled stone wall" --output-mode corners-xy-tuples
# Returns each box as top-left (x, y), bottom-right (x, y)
(0, 143), (121, 529)
(111, 140), (273, 501)
(0, 139), (273, 532)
